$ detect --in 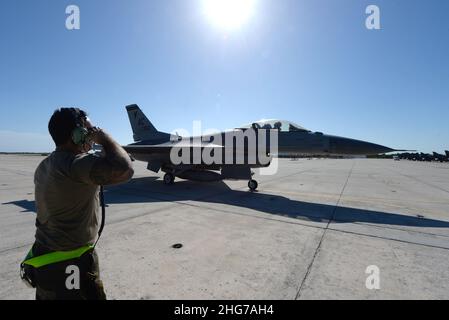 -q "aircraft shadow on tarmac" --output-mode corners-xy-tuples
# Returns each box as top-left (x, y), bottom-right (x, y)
(4, 176), (449, 229)
(2, 199), (36, 212)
